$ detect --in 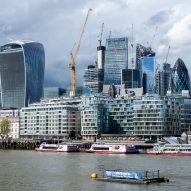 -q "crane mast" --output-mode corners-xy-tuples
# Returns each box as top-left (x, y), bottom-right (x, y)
(69, 8), (92, 96)
(98, 22), (104, 46)
(131, 24), (134, 88)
